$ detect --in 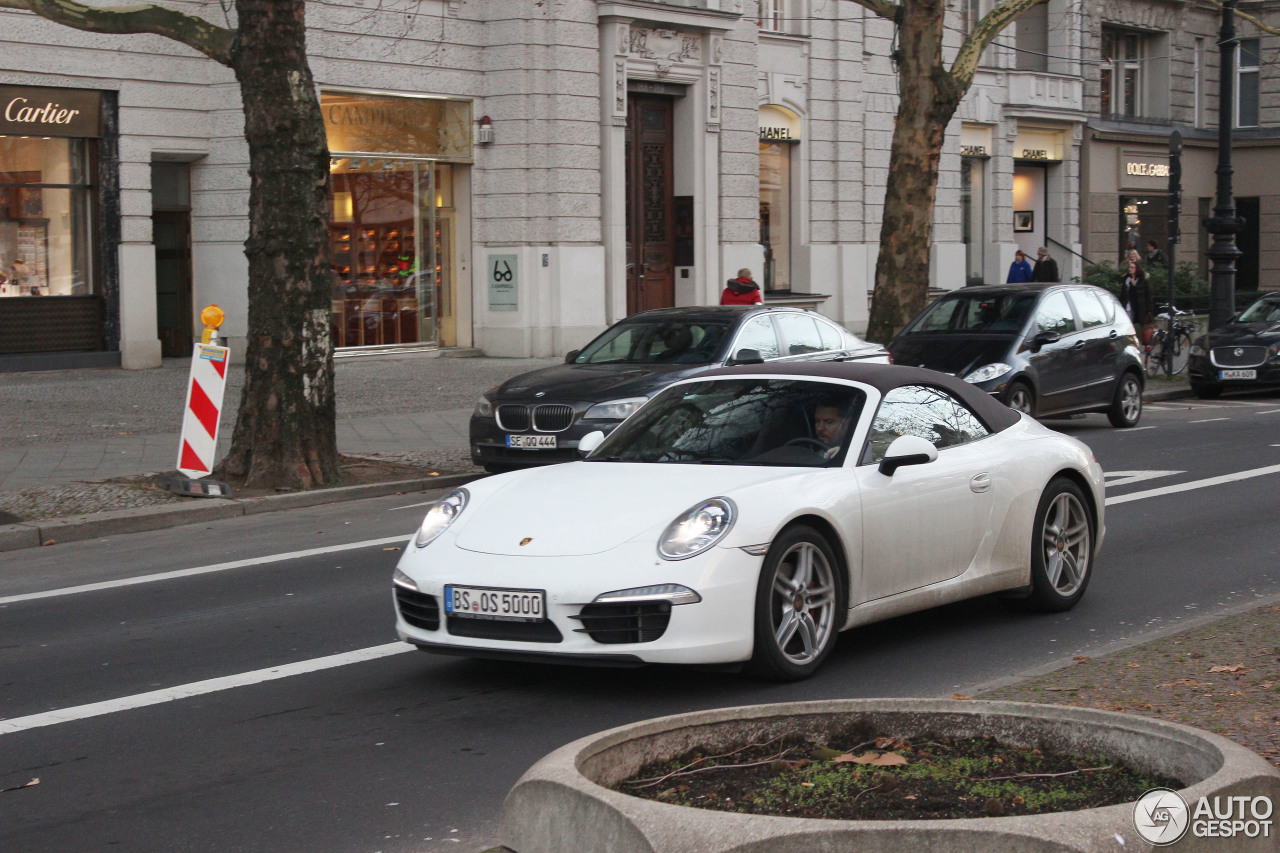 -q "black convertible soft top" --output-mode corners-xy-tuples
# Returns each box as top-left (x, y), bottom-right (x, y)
(699, 361), (1022, 434)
